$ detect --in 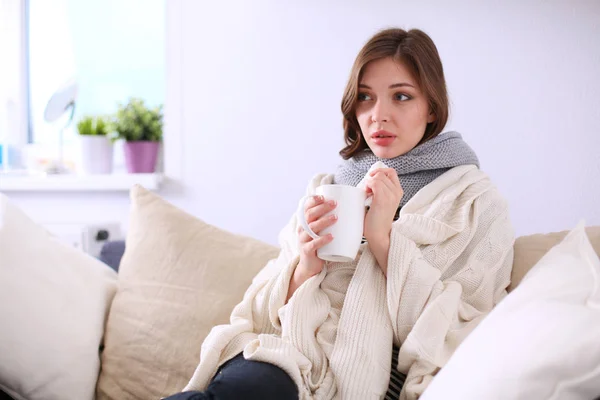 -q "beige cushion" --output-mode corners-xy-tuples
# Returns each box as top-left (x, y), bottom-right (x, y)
(96, 185), (280, 400)
(510, 225), (600, 291)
